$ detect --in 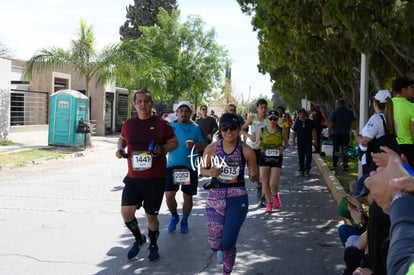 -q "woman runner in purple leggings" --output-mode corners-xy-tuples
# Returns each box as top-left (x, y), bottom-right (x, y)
(200, 113), (259, 275)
